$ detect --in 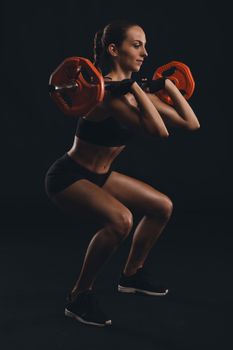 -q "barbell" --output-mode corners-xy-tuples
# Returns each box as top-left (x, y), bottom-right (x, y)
(49, 57), (195, 117)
